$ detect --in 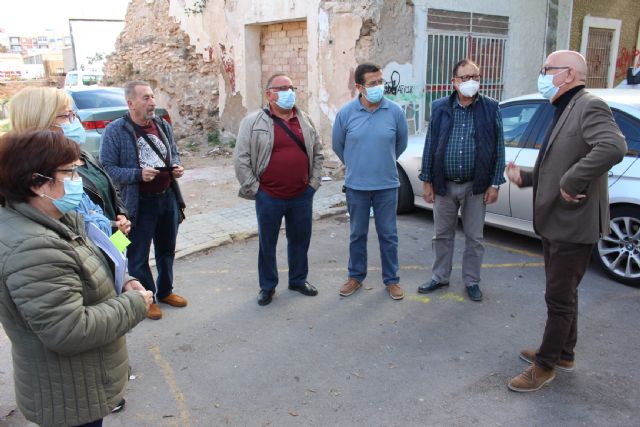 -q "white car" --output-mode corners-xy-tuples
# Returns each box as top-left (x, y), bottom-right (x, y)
(397, 89), (640, 287)
(64, 70), (104, 88)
